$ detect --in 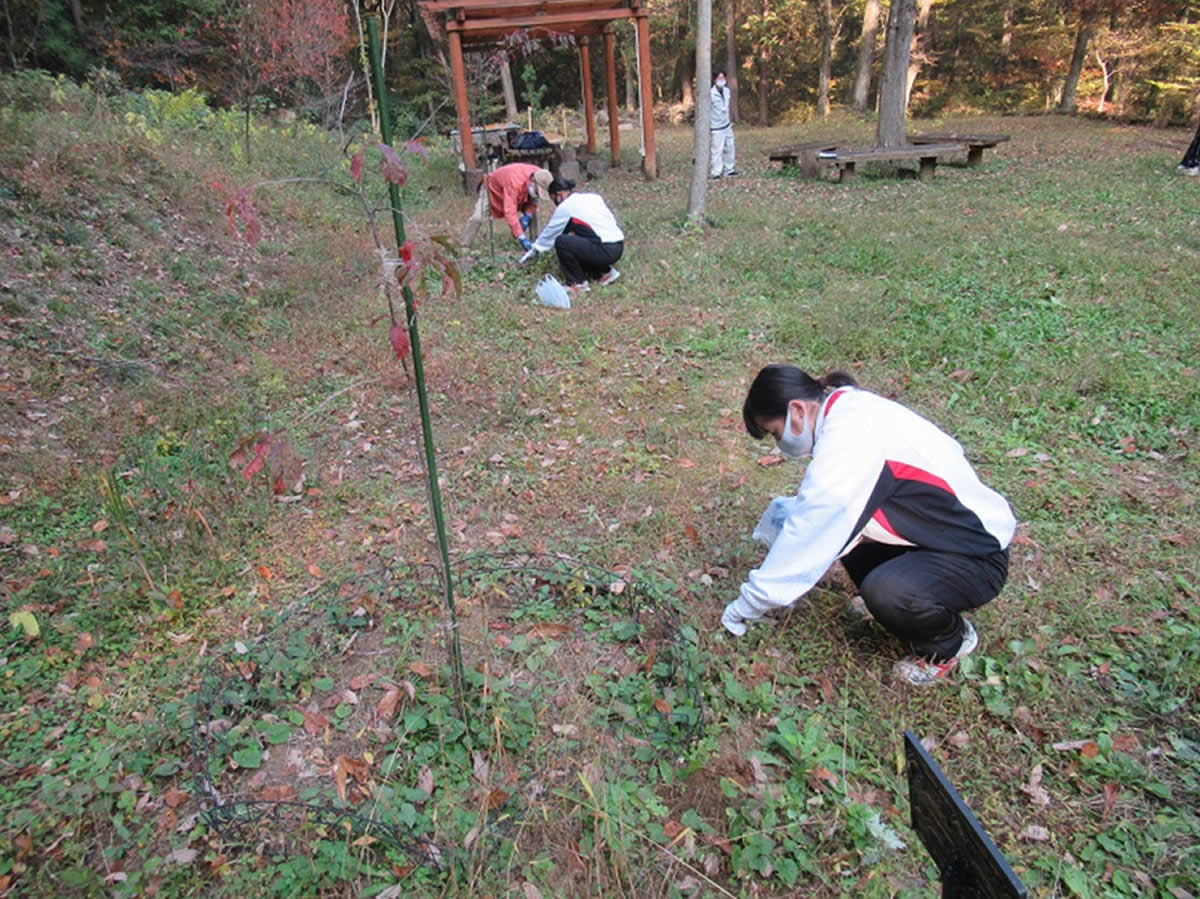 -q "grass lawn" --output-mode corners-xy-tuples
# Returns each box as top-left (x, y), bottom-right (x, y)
(2, 82), (1198, 897)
